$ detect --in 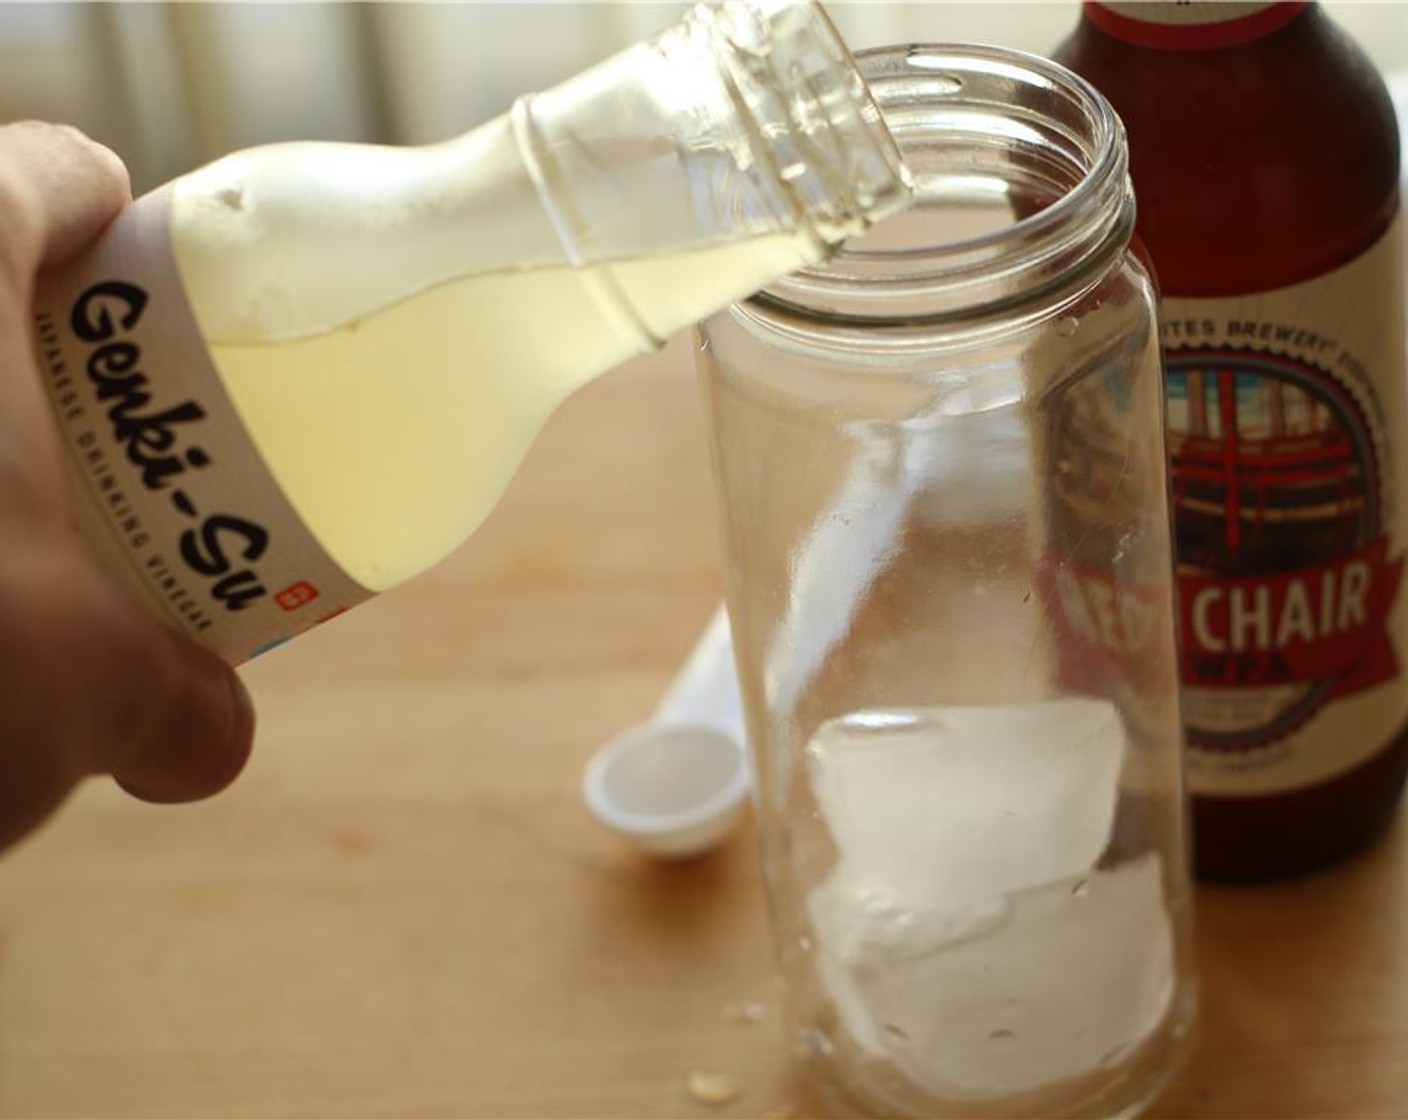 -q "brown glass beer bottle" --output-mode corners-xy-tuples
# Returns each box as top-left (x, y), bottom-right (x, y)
(1055, 2), (1408, 878)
